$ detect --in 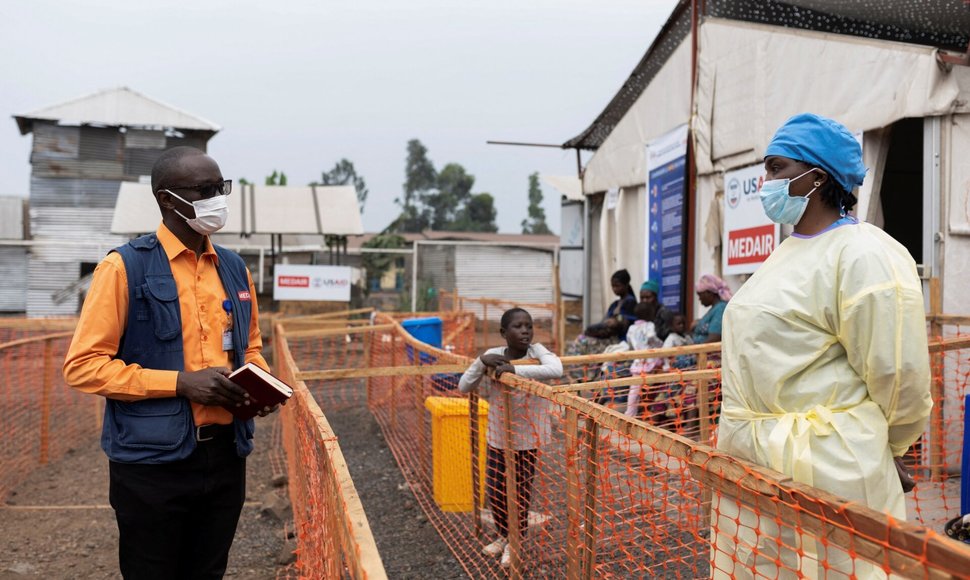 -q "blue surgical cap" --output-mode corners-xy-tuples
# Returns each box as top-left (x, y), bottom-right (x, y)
(765, 113), (867, 193)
